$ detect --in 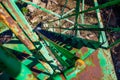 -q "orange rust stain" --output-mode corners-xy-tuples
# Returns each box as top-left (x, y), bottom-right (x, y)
(73, 50), (103, 80)
(81, 47), (89, 55)
(27, 74), (38, 80)
(60, 74), (66, 80)
(6, 17), (14, 24)
(0, 4), (35, 50)
(76, 52), (81, 57)
(75, 47), (89, 58)
(2, 1), (37, 42)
